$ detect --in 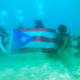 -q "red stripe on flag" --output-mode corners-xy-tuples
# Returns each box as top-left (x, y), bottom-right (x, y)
(18, 28), (46, 31)
(15, 48), (57, 53)
(33, 36), (56, 43)
(17, 28), (56, 33)
(35, 36), (41, 41)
